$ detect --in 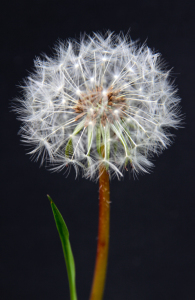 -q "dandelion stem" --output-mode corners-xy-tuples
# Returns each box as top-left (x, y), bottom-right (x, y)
(89, 161), (110, 300)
